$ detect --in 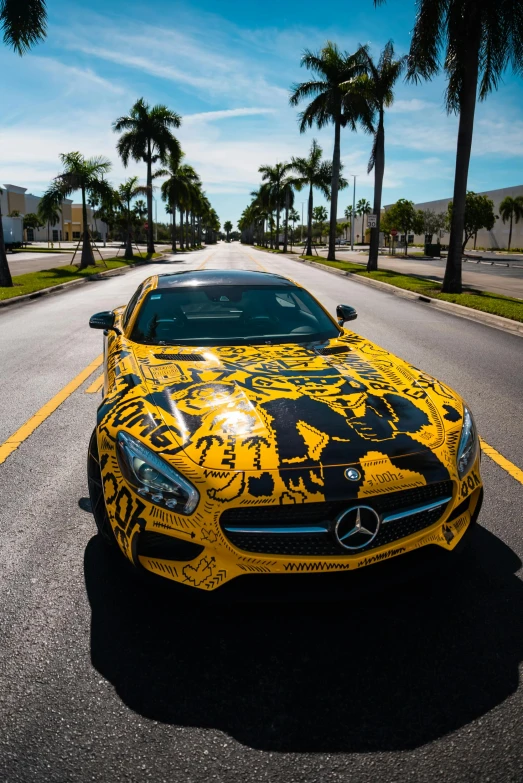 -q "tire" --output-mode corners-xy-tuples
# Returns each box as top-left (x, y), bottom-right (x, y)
(87, 428), (115, 546)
